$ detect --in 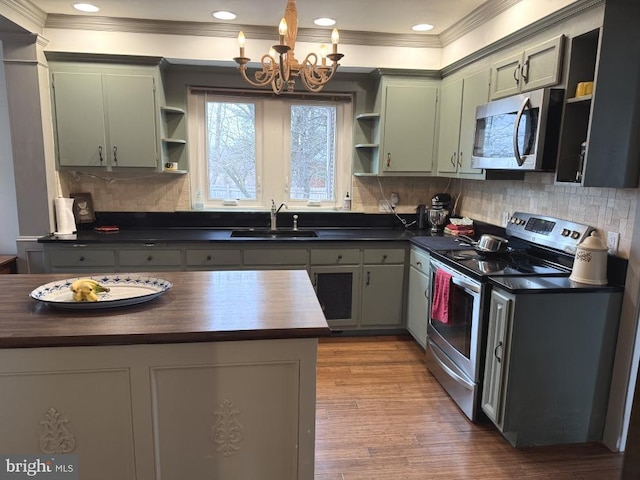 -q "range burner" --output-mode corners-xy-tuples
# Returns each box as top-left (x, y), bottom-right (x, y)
(440, 248), (569, 277)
